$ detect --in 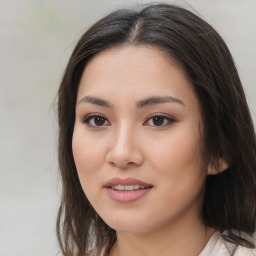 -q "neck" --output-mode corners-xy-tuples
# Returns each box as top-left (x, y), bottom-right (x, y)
(110, 217), (214, 256)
